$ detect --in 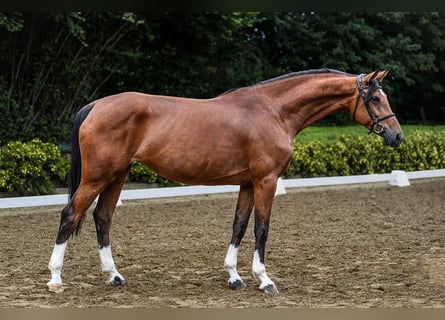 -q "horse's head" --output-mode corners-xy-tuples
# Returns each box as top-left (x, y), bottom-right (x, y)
(351, 70), (403, 147)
